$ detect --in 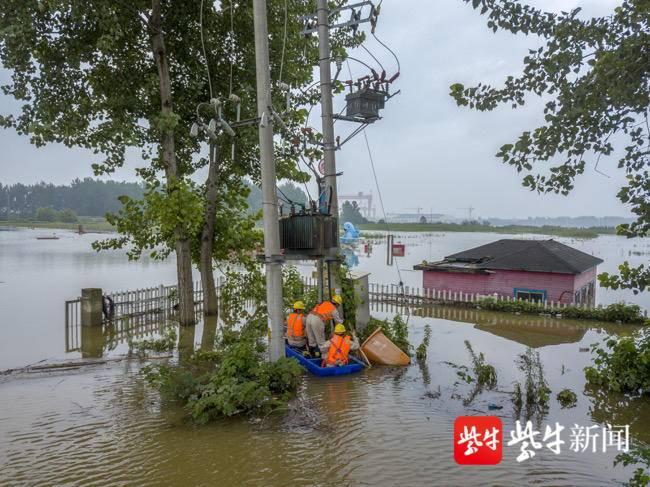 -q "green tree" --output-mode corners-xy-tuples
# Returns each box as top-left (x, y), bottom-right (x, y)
(341, 200), (367, 224)
(59, 208), (79, 223)
(0, 1), (358, 324)
(451, 0), (649, 293)
(35, 207), (59, 222)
